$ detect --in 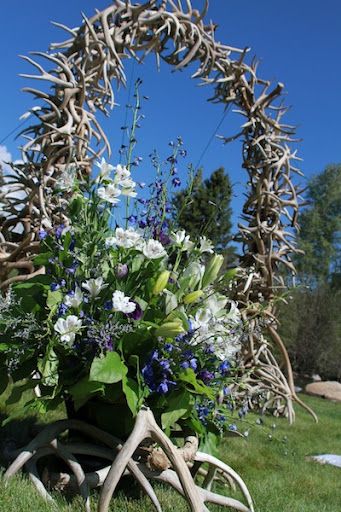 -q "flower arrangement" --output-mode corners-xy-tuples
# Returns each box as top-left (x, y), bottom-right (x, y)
(0, 88), (246, 447)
